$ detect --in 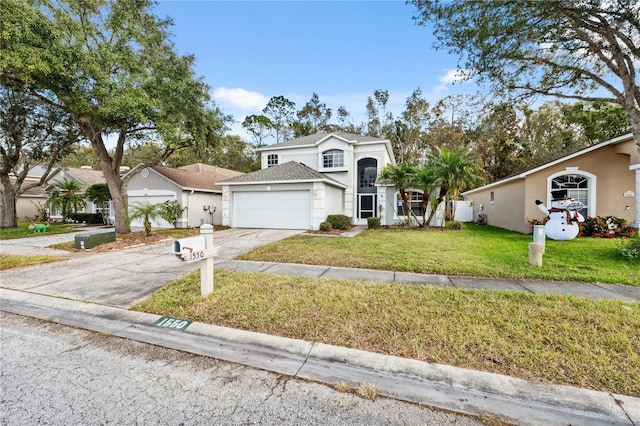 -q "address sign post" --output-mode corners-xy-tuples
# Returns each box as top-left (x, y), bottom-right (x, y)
(172, 224), (216, 297)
